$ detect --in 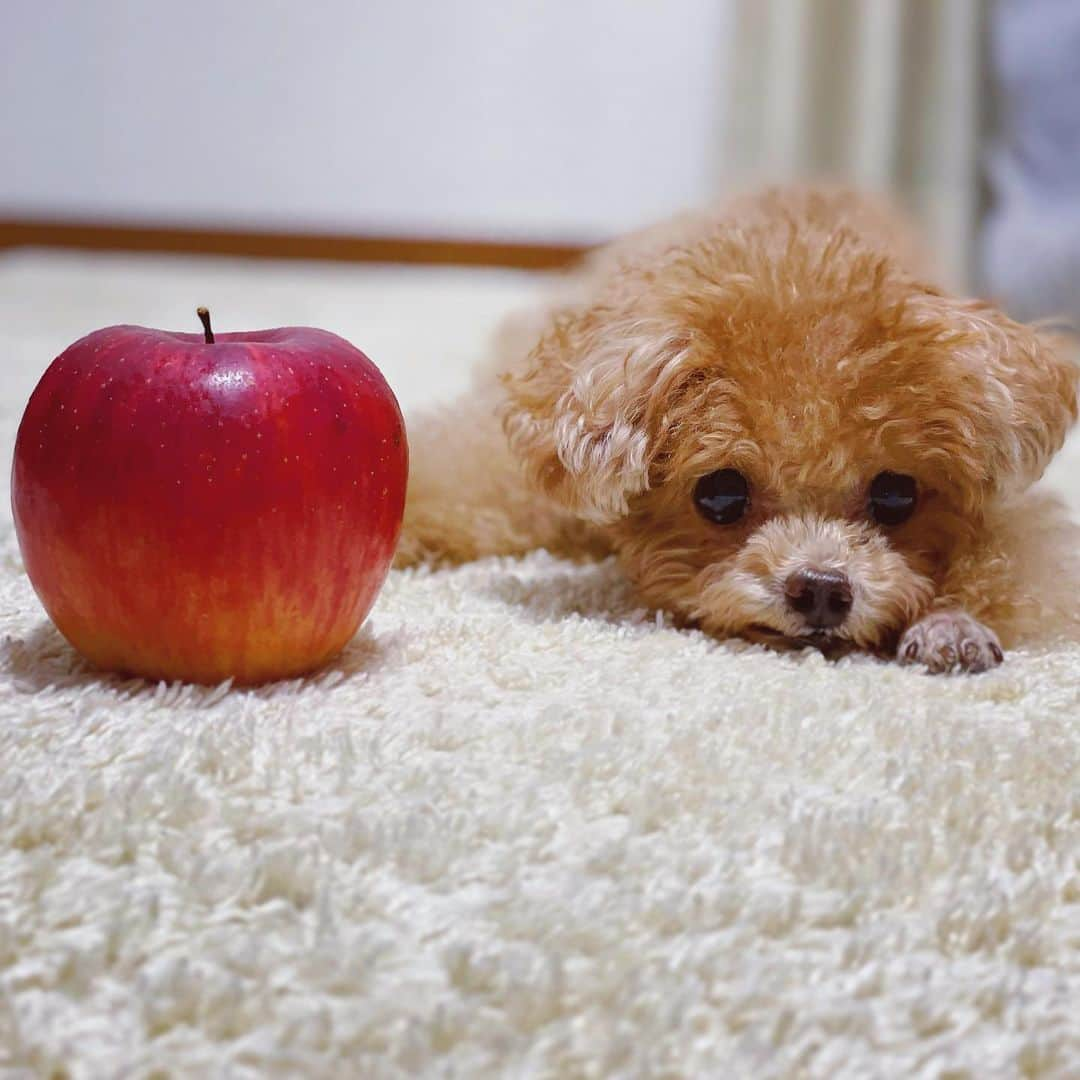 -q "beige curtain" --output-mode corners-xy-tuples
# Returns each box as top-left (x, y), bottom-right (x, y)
(719, 0), (984, 286)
